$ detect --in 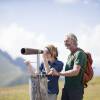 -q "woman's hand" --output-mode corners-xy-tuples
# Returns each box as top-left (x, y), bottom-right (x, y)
(48, 68), (60, 76)
(42, 53), (51, 74)
(42, 53), (49, 62)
